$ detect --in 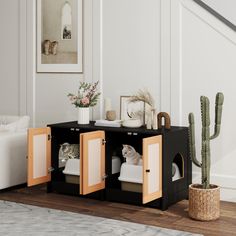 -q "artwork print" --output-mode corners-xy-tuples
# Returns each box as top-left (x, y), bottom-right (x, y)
(37, 0), (83, 73)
